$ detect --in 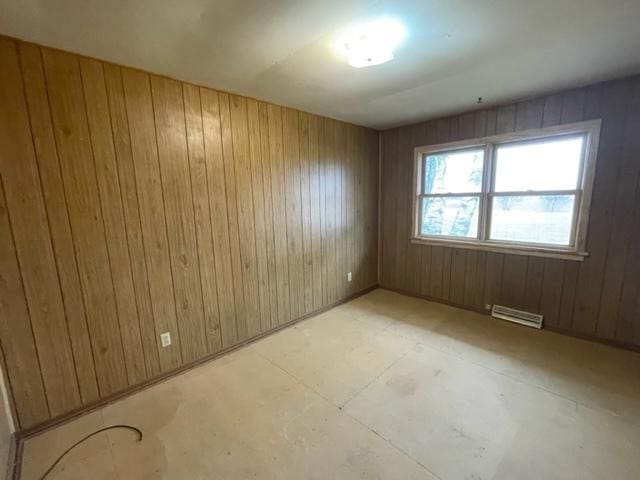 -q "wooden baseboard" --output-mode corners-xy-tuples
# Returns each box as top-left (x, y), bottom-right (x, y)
(12, 284), (378, 474)
(5, 432), (18, 480)
(380, 284), (640, 354)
